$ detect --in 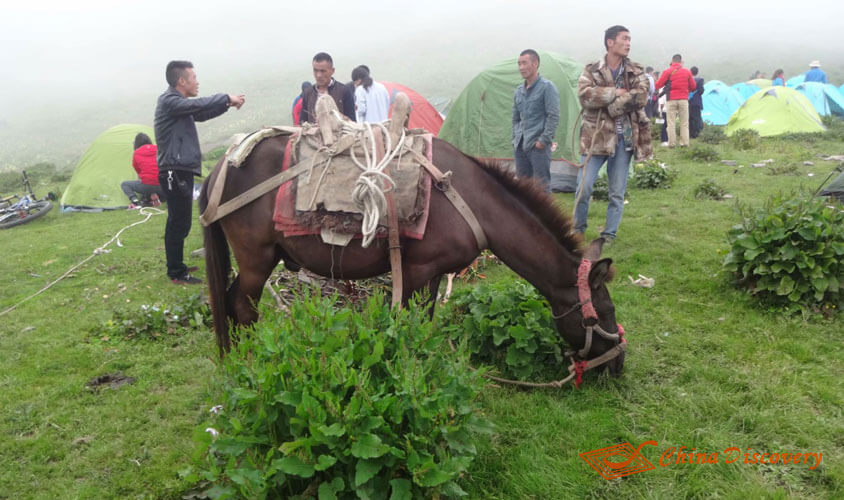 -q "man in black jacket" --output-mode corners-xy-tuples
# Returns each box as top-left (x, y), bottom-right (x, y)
(689, 66), (705, 139)
(154, 60), (245, 284)
(299, 52), (356, 124)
